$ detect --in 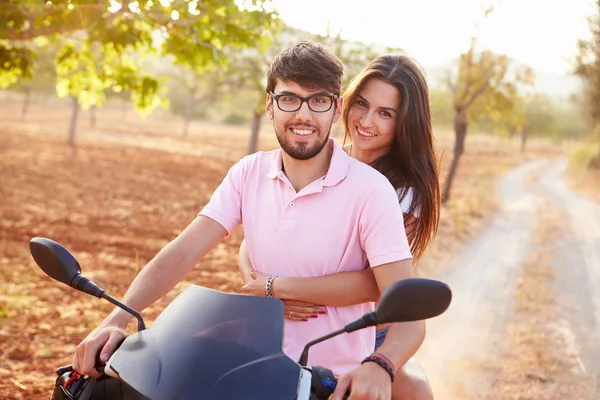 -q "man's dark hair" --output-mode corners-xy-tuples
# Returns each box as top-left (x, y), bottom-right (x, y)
(266, 41), (344, 95)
